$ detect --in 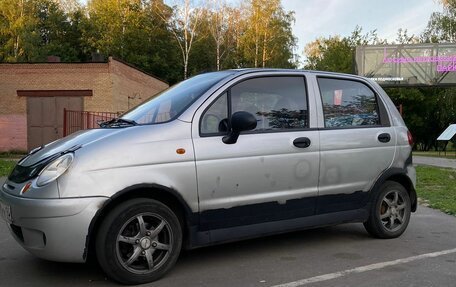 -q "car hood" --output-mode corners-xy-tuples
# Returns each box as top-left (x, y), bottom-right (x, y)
(19, 128), (125, 167)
